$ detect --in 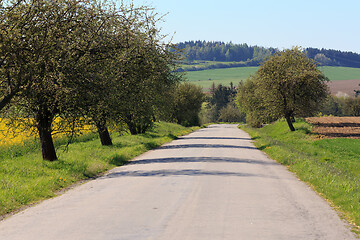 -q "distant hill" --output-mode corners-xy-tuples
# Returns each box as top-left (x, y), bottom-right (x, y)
(175, 41), (360, 70)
